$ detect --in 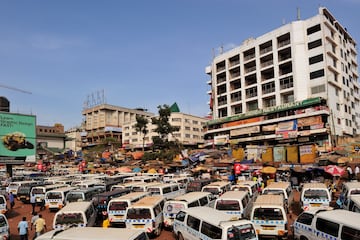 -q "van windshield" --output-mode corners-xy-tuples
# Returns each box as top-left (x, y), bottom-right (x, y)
(127, 208), (152, 219)
(17, 187), (31, 194)
(0, 197), (5, 204)
(109, 201), (128, 211)
(32, 188), (45, 194)
(46, 192), (62, 199)
(55, 213), (84, 225)
(253, 208), (284, 220)
(202, 187), (220, 195)
(303, 189), (329, 200)
(0, 215), (7, 227)
(227, 224), (257, 240)
(66, 193), (84, 202)
(216, 200), (240, 211)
